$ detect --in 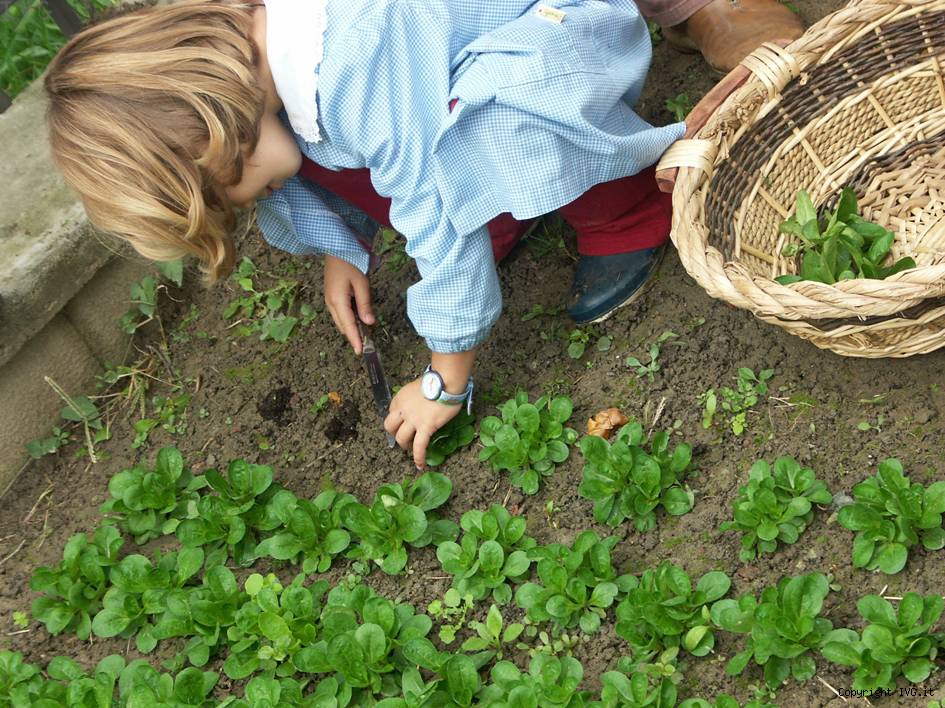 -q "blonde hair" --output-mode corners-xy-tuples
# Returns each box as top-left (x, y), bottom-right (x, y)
(45, 0), (265, 283)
